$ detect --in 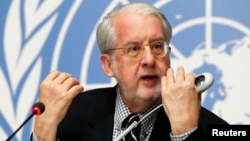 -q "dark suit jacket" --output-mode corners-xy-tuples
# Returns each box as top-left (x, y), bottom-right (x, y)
(56, 85), (228, 141)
